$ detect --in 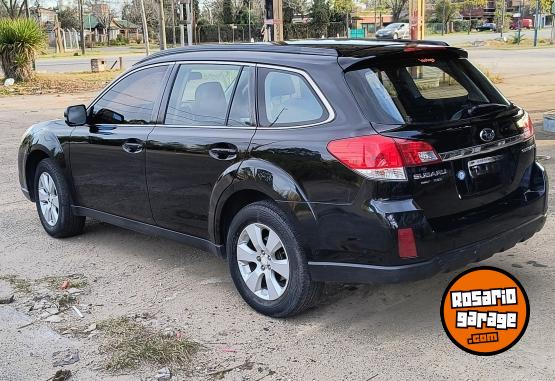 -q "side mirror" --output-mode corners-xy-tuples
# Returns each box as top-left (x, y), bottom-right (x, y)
(64, 105), (87, 126)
